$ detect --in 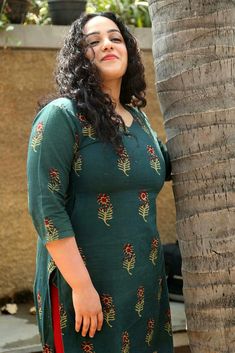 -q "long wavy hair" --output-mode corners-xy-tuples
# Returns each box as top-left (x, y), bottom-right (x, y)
(43, 12), (147, 149)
